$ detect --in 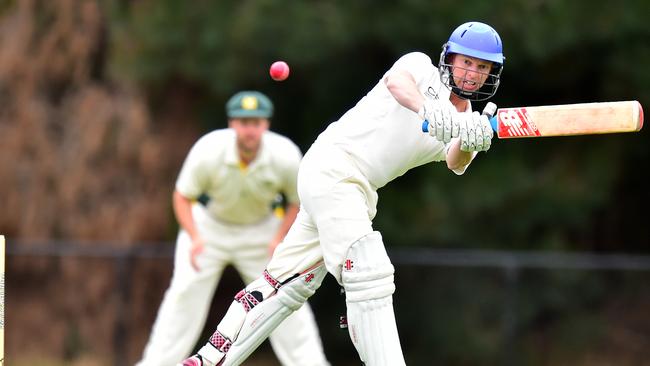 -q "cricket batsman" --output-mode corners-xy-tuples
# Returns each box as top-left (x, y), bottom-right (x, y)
(138, 91), (330, 366)
(181, 21), (504, 366)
